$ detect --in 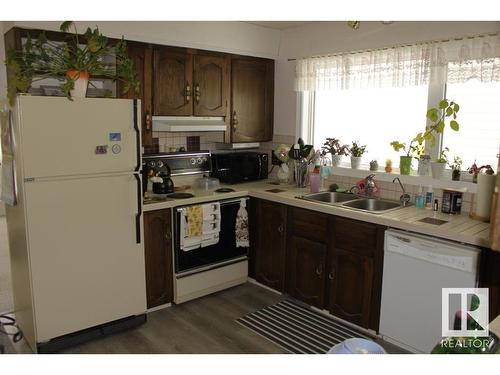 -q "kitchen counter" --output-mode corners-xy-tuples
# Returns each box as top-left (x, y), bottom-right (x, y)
(143, 180), (491, 248)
